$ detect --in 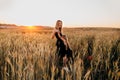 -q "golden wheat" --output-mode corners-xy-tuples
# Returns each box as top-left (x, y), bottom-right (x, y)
(0, 28), (120, 80)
